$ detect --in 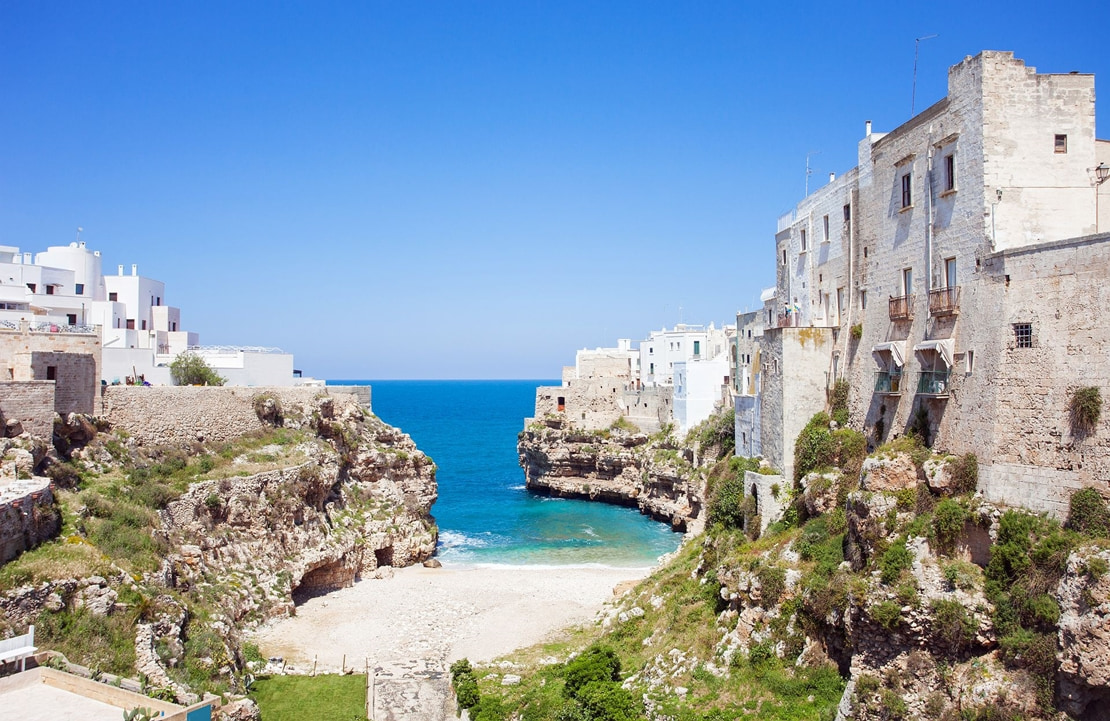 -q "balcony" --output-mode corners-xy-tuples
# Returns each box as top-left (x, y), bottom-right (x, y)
(928, 286), (961, 316)
(888, 294), (915, 321)
(916, 369), (951, 397)
(777, 313), (799, 328)
(874, 371), (904, 395)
